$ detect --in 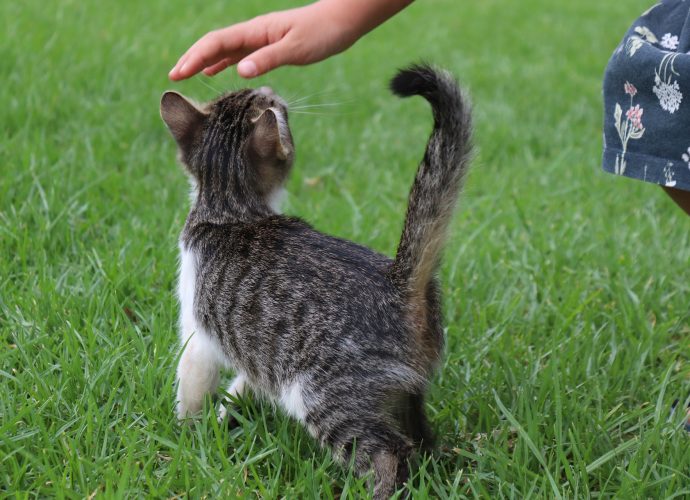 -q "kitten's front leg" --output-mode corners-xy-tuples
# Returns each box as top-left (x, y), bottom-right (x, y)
(217, 374), (247, 423)
(176, 332), (221, 419)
